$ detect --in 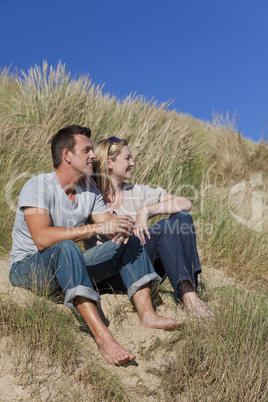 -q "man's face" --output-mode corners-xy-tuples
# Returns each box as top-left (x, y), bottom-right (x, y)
(68, 134), (96, 176)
